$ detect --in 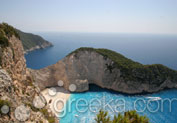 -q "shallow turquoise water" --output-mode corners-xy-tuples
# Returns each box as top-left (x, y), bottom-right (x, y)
(25, 32), (177, 123)
(60, 85), (177, 123)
